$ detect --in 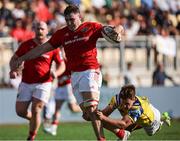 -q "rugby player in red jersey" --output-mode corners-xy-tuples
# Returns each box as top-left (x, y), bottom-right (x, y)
(9, 21), (65, 141)
(10, 5), (124, 140)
